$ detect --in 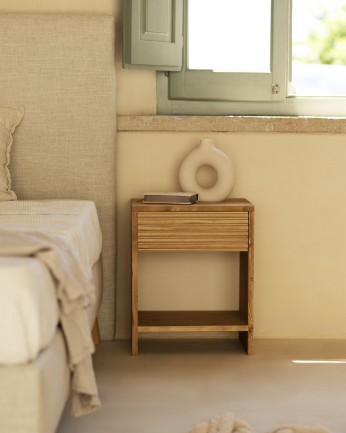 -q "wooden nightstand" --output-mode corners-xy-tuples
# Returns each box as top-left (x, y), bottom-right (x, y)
(131, 198), (254, 355)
